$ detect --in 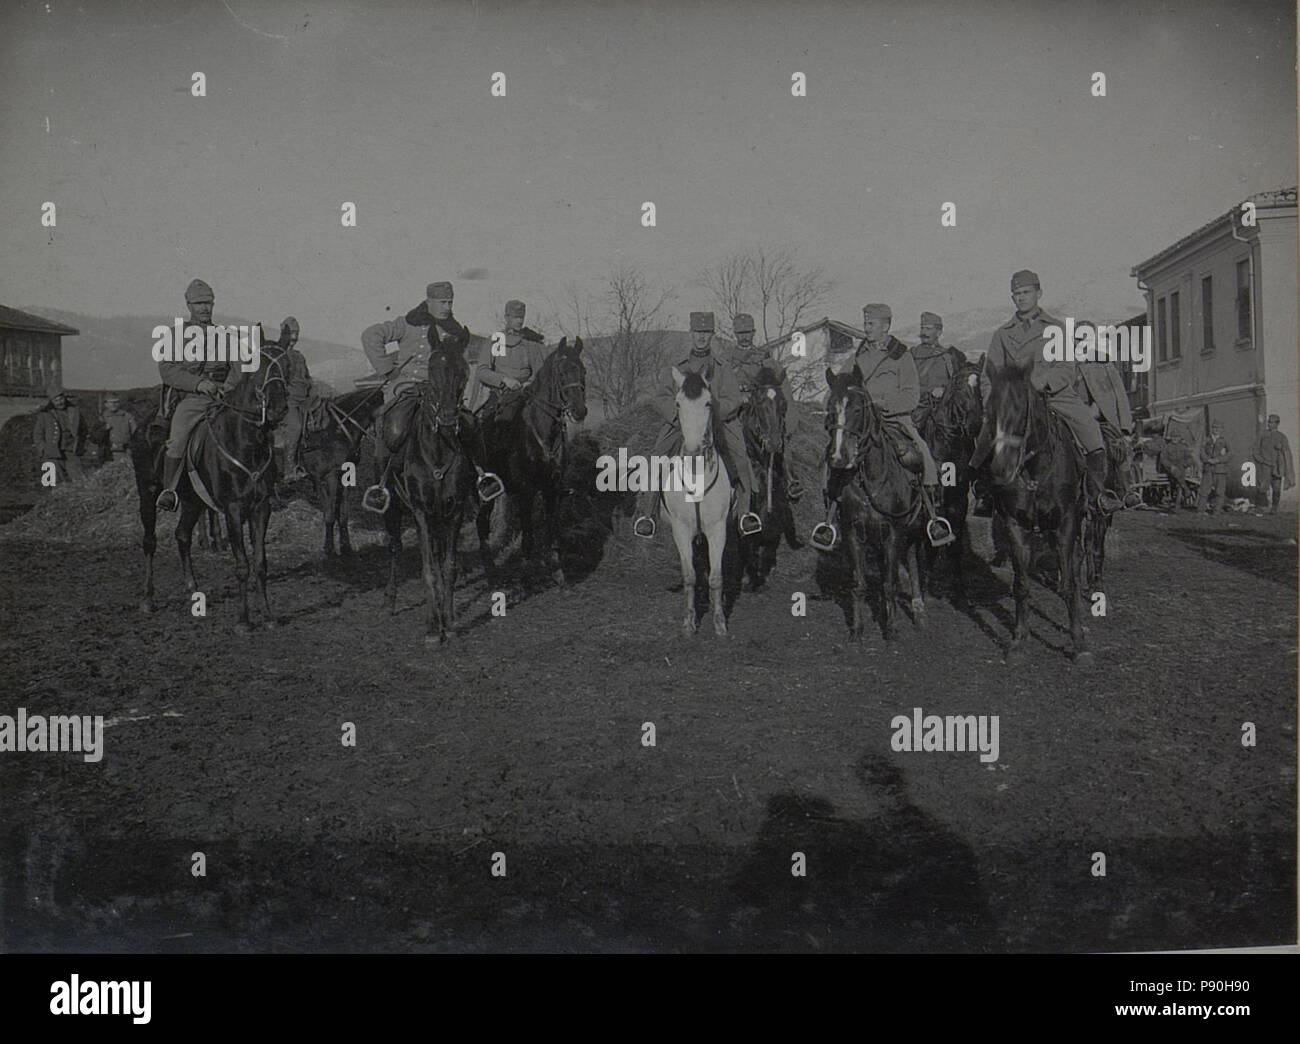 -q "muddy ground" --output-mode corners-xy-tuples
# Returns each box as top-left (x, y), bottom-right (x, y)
(0, 470), (1295, 952)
